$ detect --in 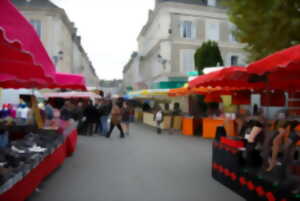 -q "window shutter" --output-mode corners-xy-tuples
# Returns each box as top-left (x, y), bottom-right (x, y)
(191, 23), (196, 40)
(180, 22), (184, 38)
